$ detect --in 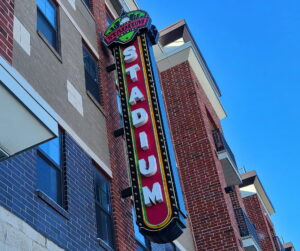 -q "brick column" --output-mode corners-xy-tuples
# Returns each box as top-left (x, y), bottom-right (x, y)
(160, 61), (243, 250)
(91, 1), (136, 250)
(0, 0), (14, 64)
(243, 194), (276, 251)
